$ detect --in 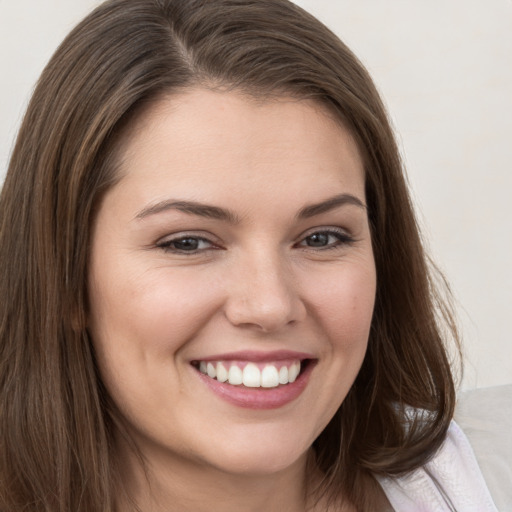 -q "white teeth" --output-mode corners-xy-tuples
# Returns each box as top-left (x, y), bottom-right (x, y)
(197, 360), (304, 388)
(207, 362), (216, 379)
(242, 363), (261, 387)
(228, 365), (243, 385)
(288, 362), (300, 383)
(216, 362), (228, 382)
(261, 365), (279, 388)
